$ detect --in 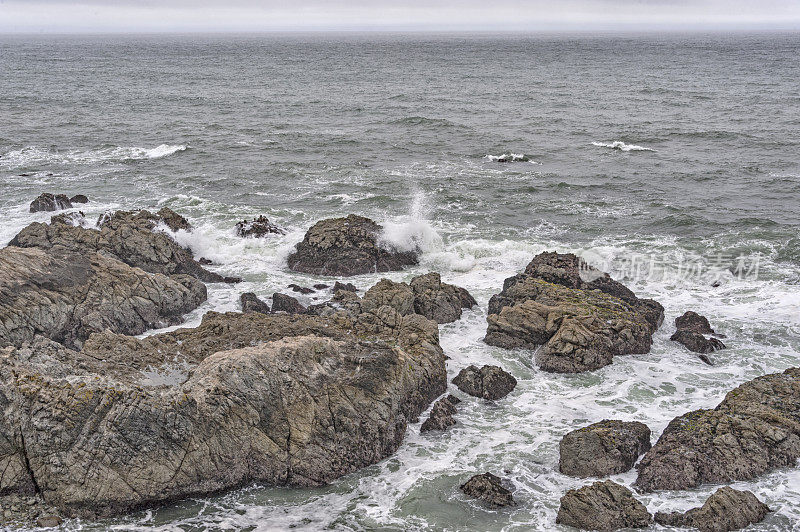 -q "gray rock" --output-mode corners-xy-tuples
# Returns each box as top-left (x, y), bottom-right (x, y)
(636, 367), (800, 491)
(287, 214), (418, 276)
(559, 420), (651, 478)
(460, 472), (515, 507)
(235, 215), (285, 237)
(420, 395), (461, 433)
(29, 193), (72, 213)
(240, 292), (270, 314)
(410, 272), (477, 324)
(333, 281), (357, 293)
(288, 283), (315, 294)
(452, 365), (517, 400)
(671, 311), (726, 356)
(654, 487), (770, 532)
(556, 480), (652, 531)
(69, 194), (88, 204)
(272, 292), (307, 314)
